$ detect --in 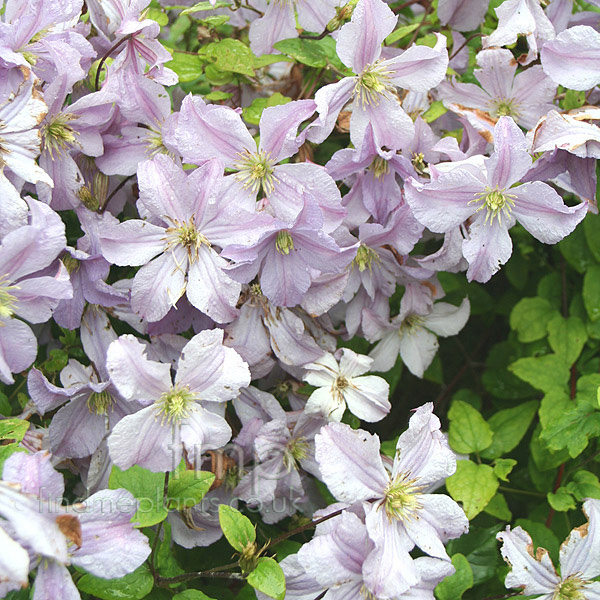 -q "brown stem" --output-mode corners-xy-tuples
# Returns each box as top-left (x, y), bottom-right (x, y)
(394, 0), (426, 12)
(449, 32), (484, 60)
(95, 35), (132, 91)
